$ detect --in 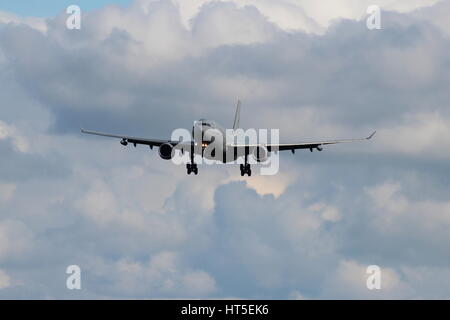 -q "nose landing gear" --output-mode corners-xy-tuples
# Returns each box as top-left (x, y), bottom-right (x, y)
(187, 148), (198, 175)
